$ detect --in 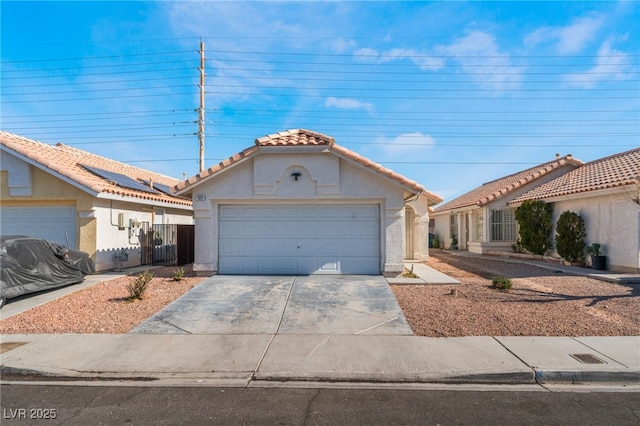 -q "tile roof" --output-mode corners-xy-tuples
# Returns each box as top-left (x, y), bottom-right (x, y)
(510, 147), (640, 204)
(0, 130), (191, 207)
(255, 128), (335, 146)
(176, 129), (443, 205)
(433, 154), (583, 213)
